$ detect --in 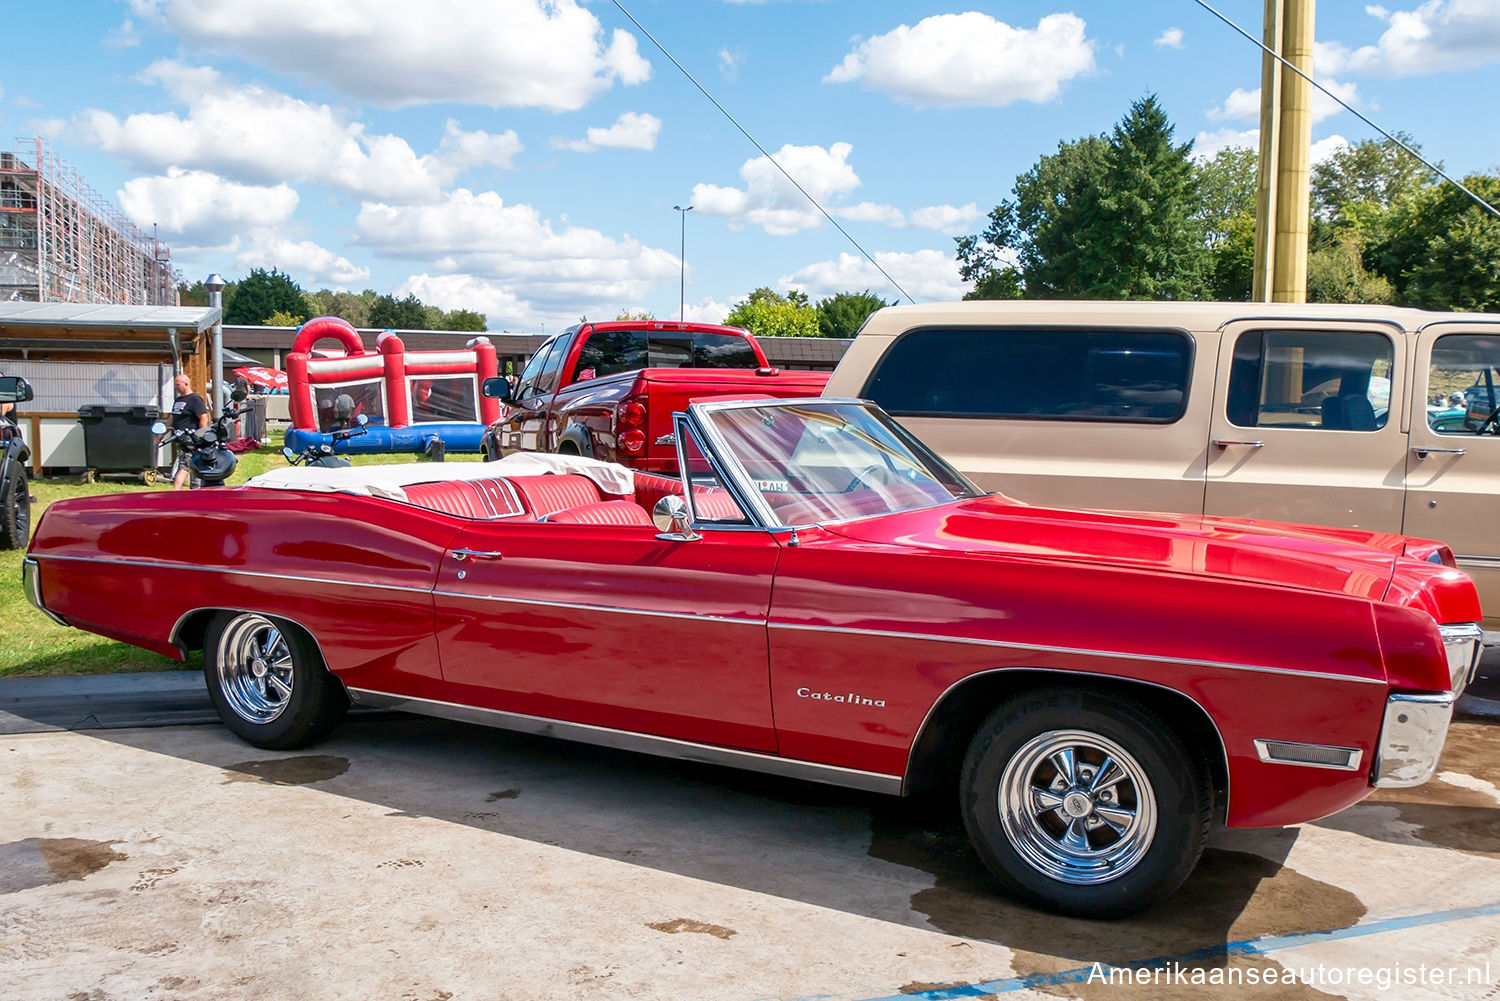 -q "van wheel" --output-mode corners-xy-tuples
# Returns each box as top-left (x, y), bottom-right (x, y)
(203, 612), (348, 749)
(960, 687), (1210, 917)
(0, 464), (28, 549)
